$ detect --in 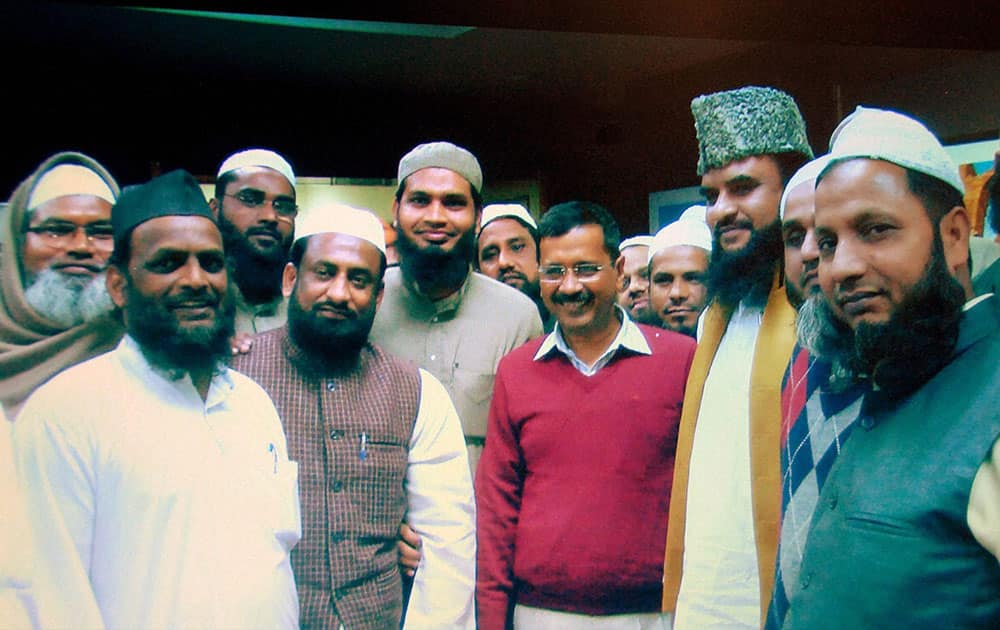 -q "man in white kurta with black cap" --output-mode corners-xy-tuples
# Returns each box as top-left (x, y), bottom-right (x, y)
(16, 169), (300, 629)
(210, 148), (298, 334)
